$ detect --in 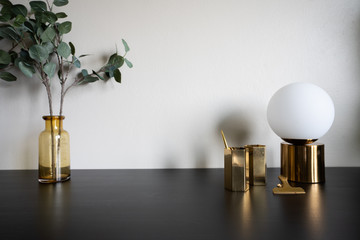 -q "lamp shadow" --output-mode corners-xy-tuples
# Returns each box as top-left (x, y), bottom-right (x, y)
(216, 111), (252, 148)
